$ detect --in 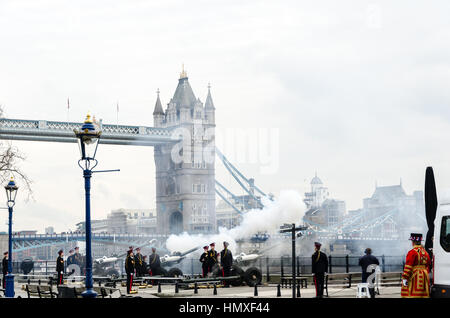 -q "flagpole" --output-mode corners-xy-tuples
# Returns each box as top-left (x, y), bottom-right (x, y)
(67, 97), (70, 122)
(116, 101), (119, 128)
